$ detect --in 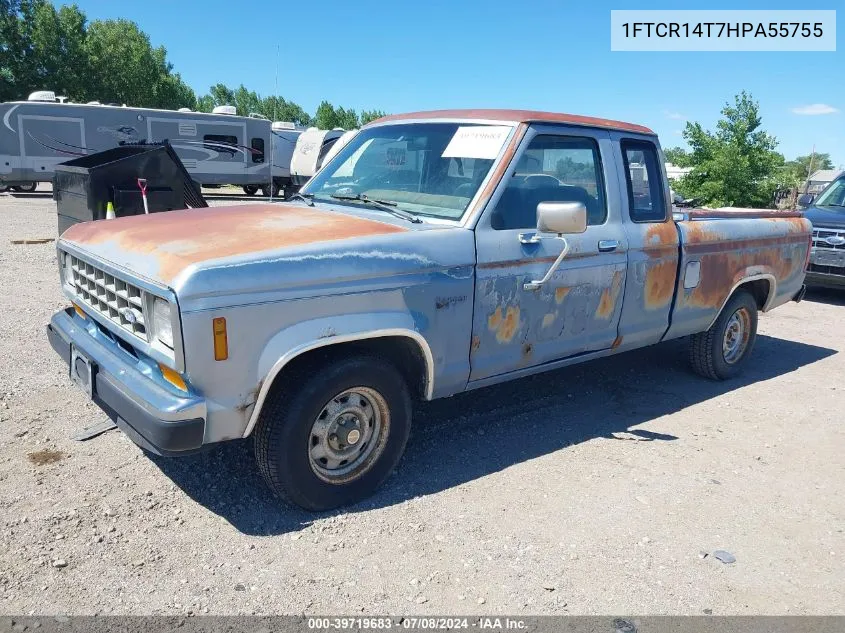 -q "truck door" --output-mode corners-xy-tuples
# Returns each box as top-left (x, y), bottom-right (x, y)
(608, 134), (679, 347)
(470, 125), (628, 382)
